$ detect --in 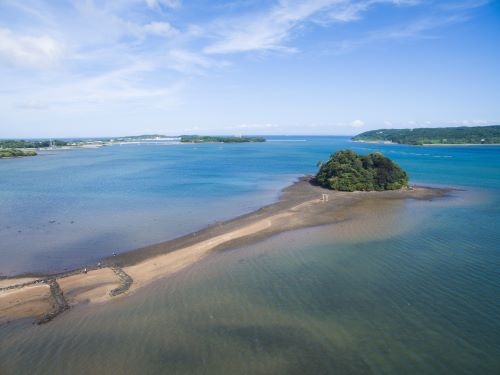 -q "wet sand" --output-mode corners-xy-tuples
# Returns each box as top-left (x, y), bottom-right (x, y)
(0, 178), (450, 325)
